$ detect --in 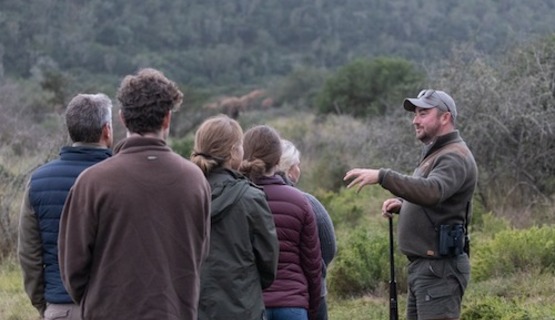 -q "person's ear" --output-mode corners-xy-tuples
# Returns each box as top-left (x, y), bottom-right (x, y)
(102, 122), (111, 138)
(118, 110), (126, 126)
(440, 111), (452, 125)
(101, 121), (113, 147)
(162, 111), (172, 130)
